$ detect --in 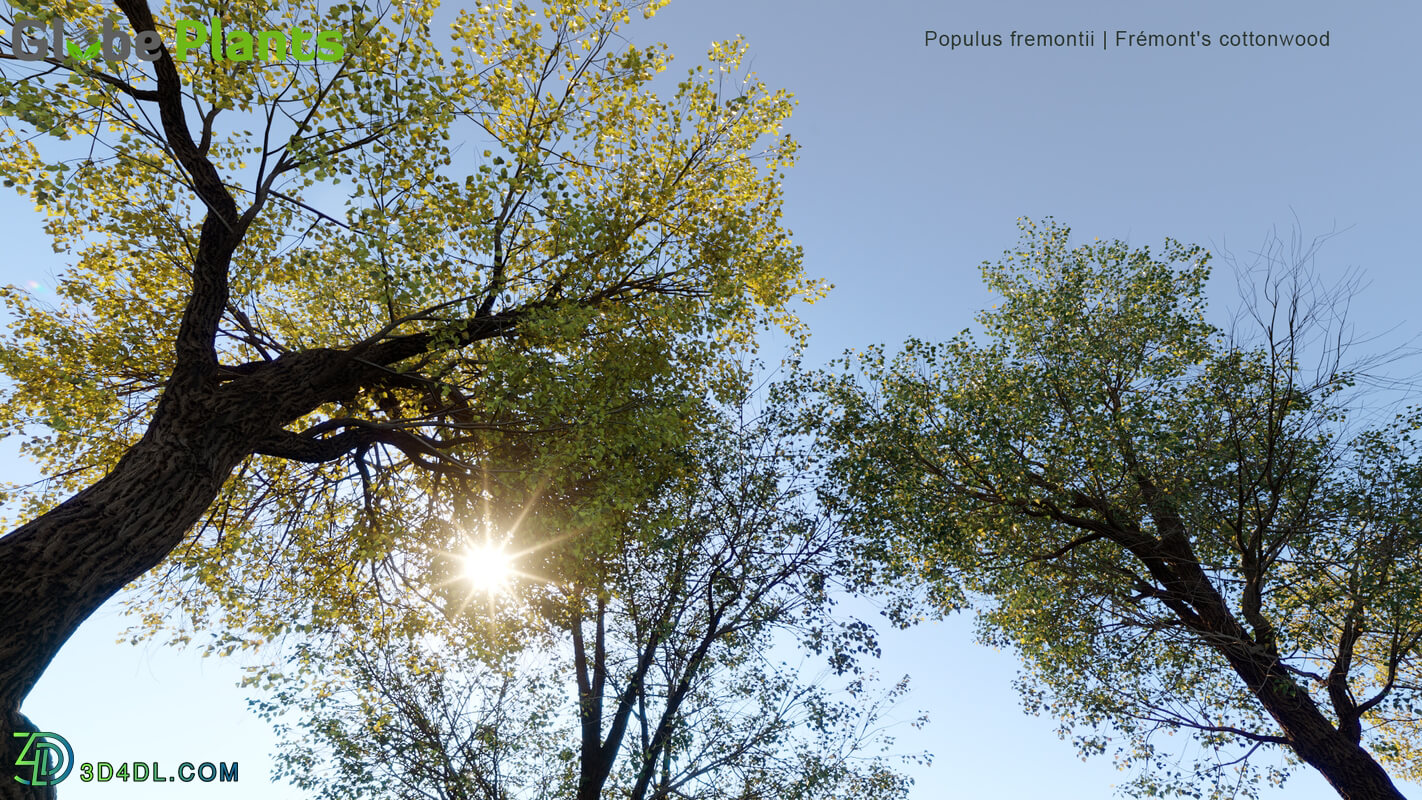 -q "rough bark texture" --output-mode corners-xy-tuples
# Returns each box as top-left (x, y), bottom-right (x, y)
(1212, 607), (1409, 800)
(1165, 537), (1408, 800)
(1069, 490), (1411, 800)
(0, 328), (522, 796)
(0, 365), (302, 796)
